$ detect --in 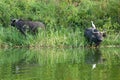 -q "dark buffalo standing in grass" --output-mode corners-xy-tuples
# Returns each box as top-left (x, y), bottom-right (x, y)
(84, 21), (106, 47)
(11, 19), (45, 36)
